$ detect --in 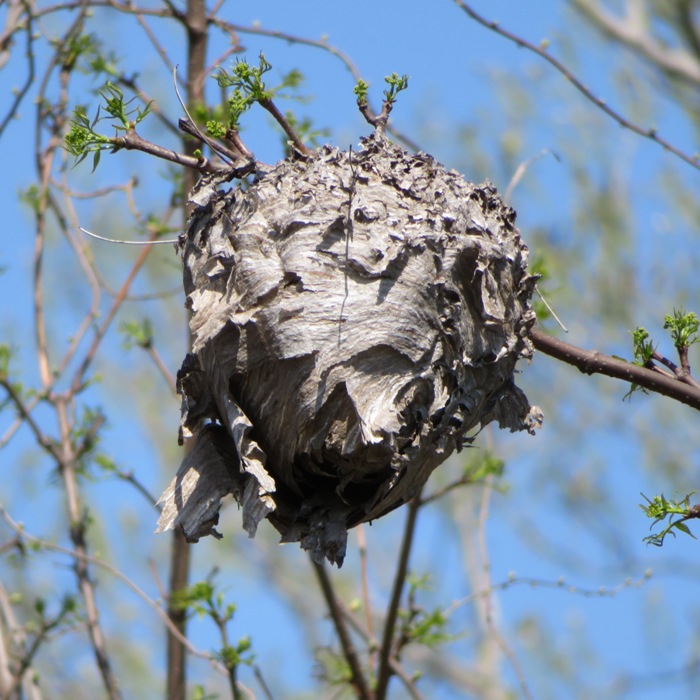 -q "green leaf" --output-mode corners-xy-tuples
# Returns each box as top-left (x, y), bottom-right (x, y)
(354, 79), (369, 106)
(663, 308), (699, 350)
(120, 319), (154, 350)
(383, 72), (409, 104)
(630, 327), (655, 364)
